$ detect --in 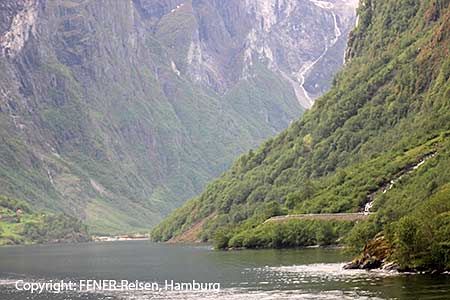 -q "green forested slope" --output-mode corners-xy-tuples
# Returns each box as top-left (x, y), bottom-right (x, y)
(152, 0), (450, 271)
(0, 195), (89, 245)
